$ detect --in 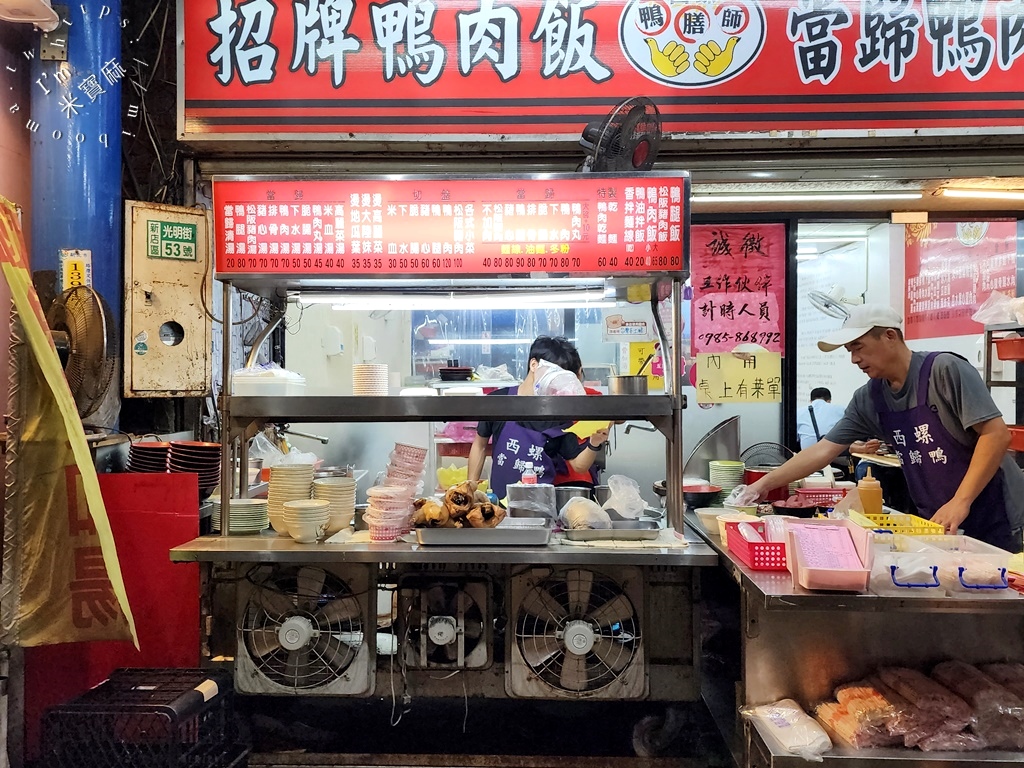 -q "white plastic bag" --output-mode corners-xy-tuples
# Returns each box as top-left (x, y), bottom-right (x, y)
(972, 291), (1016, 325)
(726, 484), (760, 507)
(601, 475), (646, 519)
(741, 699), (832, 762)
(560, 497), (612, 529)
(533, 360), (585, 396)
(474, 363), (516, 382)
